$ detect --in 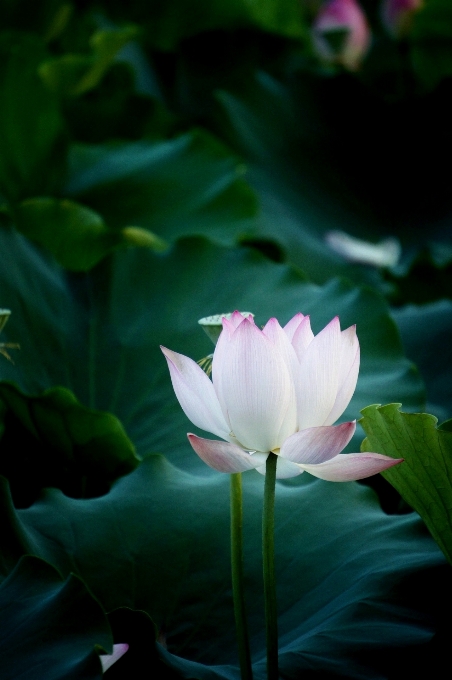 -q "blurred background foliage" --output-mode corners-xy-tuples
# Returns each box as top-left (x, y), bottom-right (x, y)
(0, 0), (451, 677)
